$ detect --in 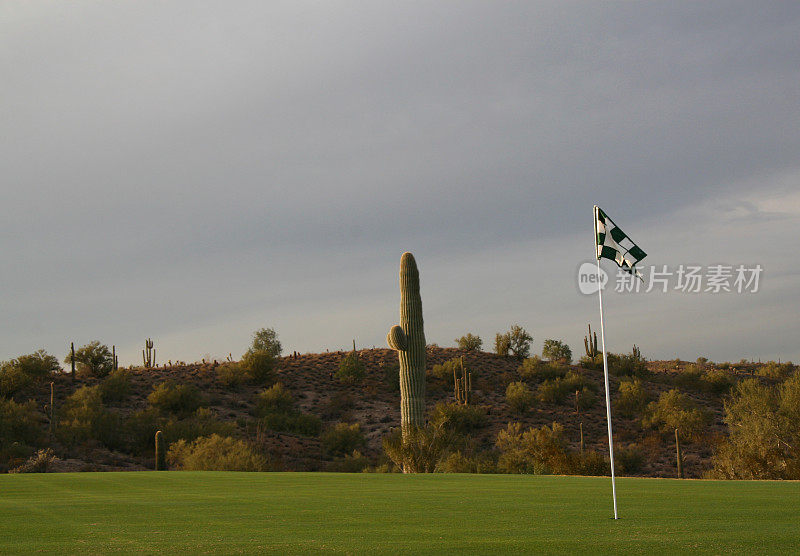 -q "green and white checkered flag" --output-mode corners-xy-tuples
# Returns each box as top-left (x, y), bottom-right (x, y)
(594, 205), (647, 278)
